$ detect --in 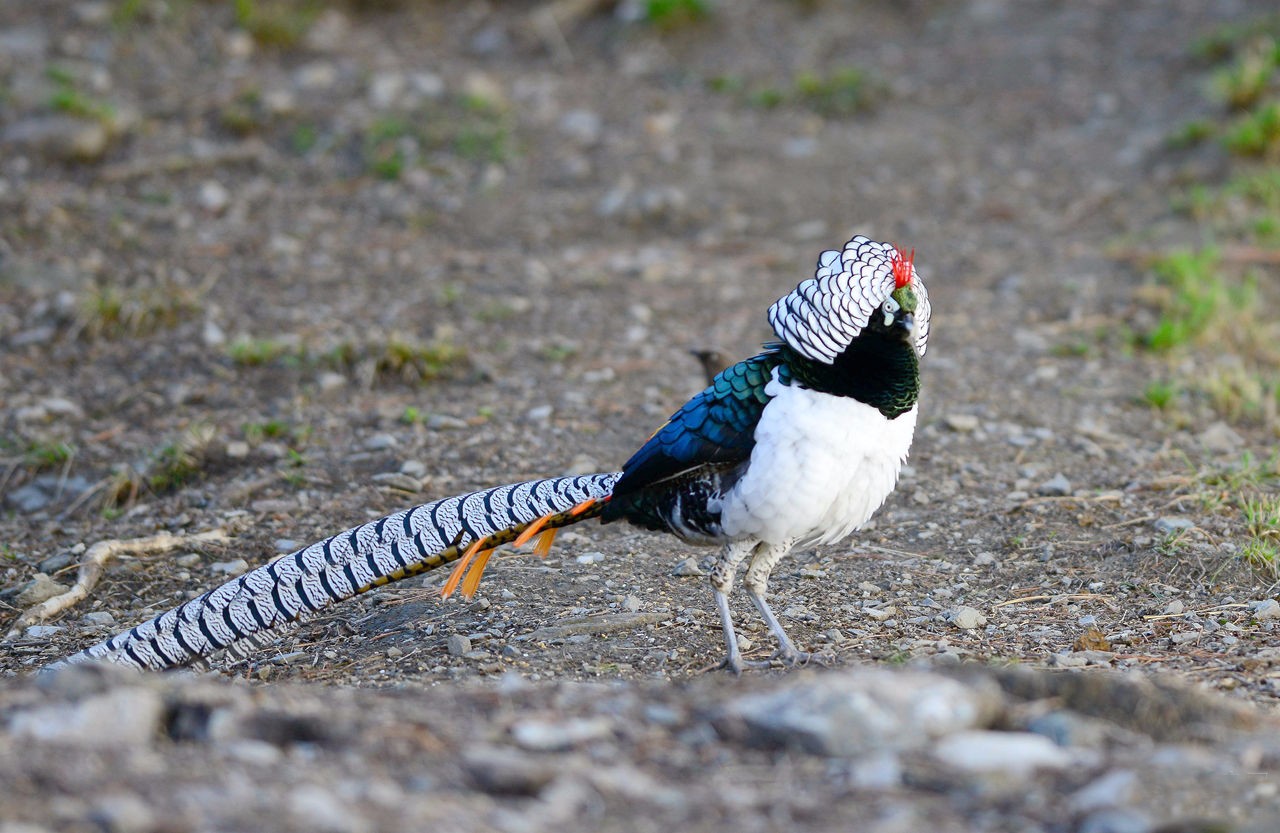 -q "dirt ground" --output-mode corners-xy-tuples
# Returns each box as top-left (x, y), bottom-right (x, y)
(2, 2), (1280, 831)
